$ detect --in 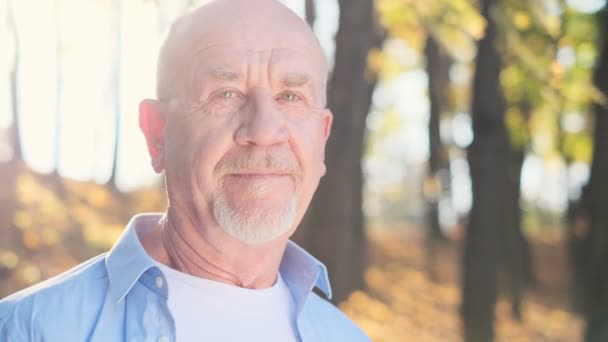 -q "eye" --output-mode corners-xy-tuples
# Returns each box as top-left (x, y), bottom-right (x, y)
(206, 89), (246, 114)
(218, 89), (238, 99)
(279, 91), (301, 102)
